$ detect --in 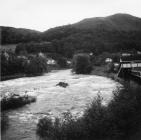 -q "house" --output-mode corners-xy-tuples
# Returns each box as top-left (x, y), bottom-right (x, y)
(105, 58), (112, 63)
(47, 59), (56, 65)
